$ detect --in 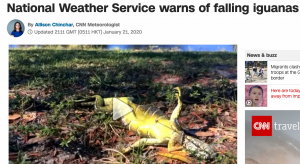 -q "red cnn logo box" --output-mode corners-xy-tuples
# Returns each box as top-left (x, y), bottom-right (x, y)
(252, 116), (272, 136)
